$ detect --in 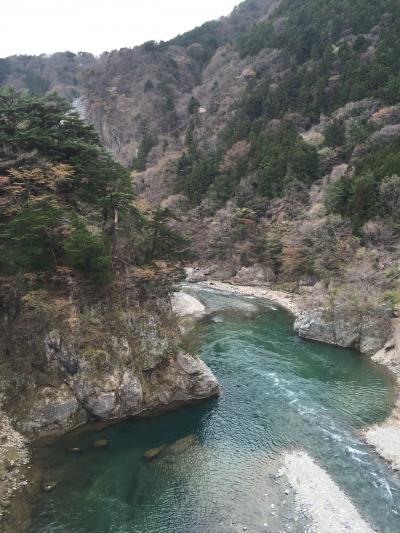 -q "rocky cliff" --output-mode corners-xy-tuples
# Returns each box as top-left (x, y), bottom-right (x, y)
(0, 277), (219, 522)
(0, 278), (219, 438)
